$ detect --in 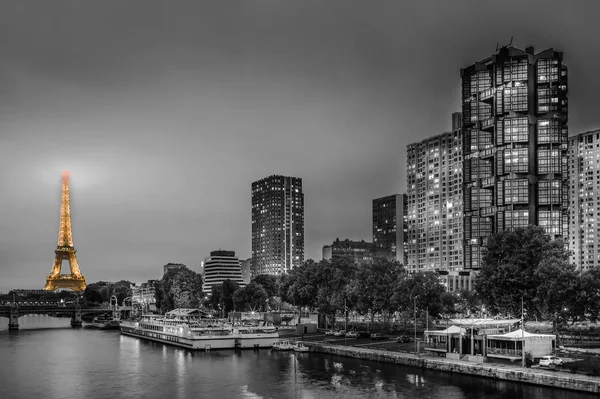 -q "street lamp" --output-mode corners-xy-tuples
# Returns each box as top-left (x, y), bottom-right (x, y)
(414, 296), (418, 355)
